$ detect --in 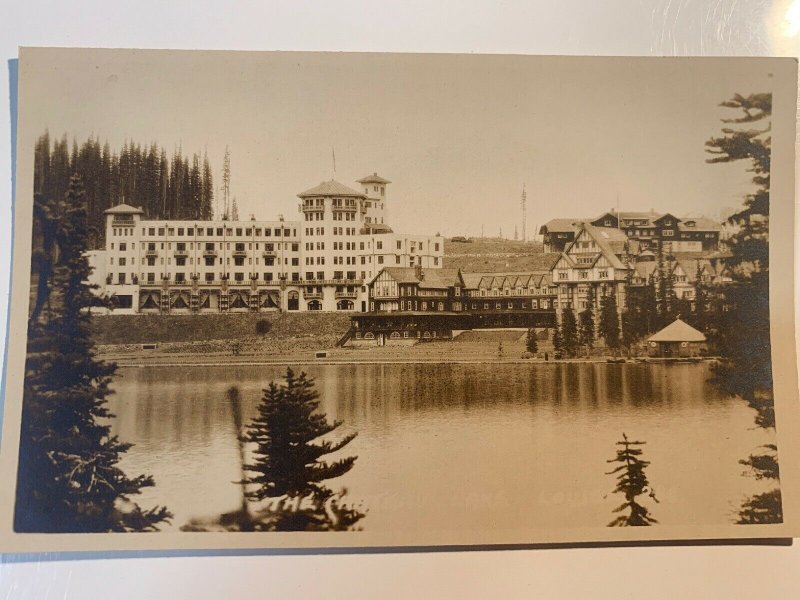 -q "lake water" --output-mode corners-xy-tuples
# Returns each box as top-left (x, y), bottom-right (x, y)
(107, 362), (774, 534)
